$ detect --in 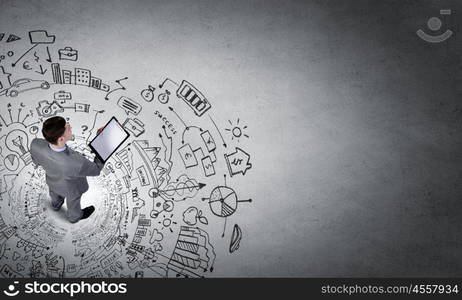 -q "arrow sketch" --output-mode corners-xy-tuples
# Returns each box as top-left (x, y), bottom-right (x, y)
(35, 64), (47, 75)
